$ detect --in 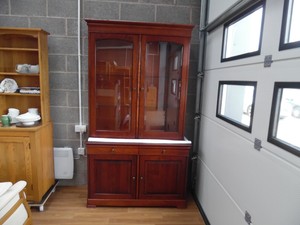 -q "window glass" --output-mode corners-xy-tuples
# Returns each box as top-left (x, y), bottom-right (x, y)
(280, 0), (300, 50)
(95, 39), (133, 131)
(288, 0), (300, 42)
(217, 81), (256, 132)
(143, 42), (182, 132)
(222, 3), (264, 61)
(268, 83), (300, 156)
